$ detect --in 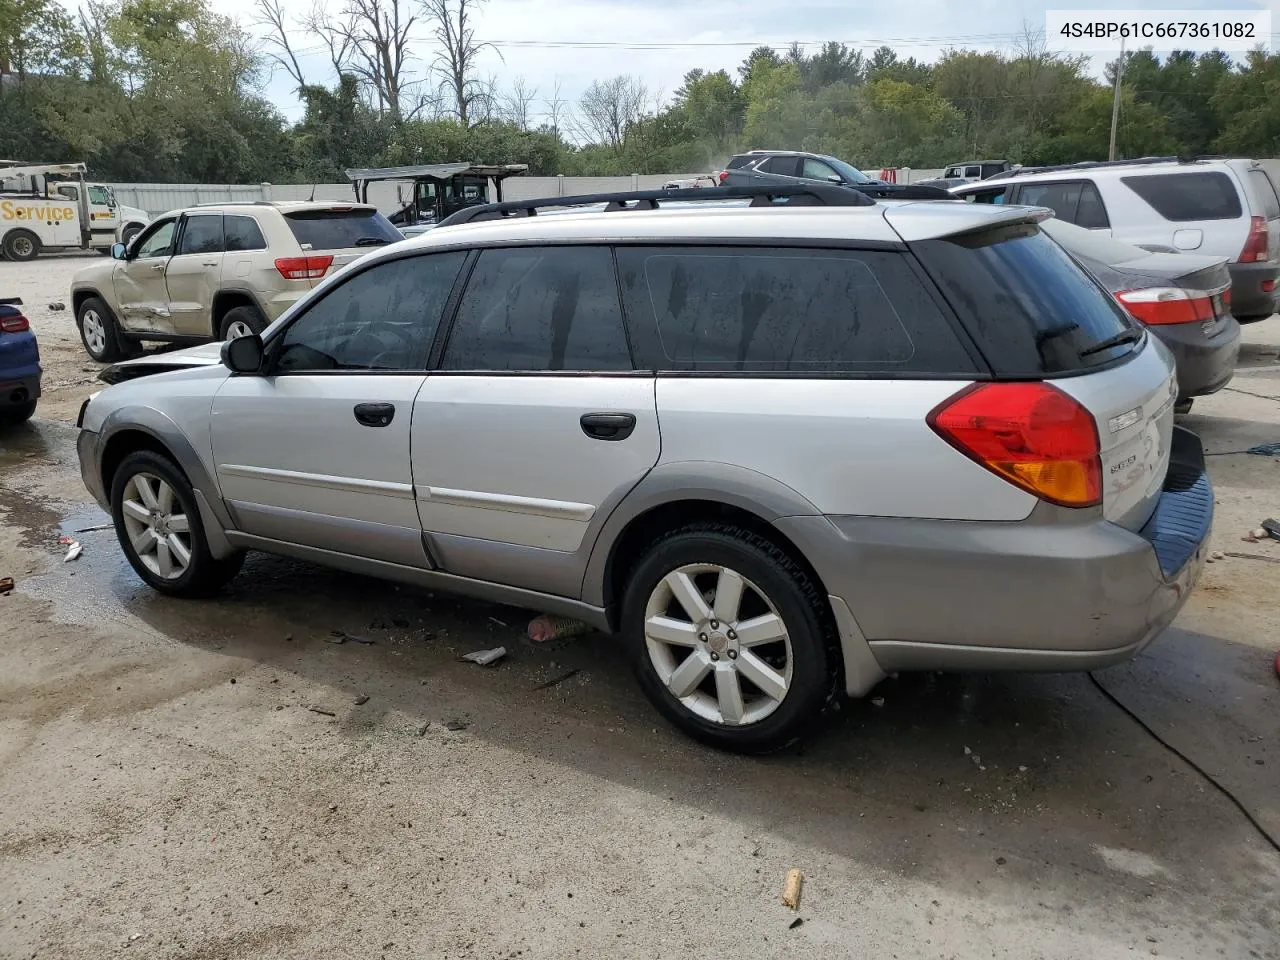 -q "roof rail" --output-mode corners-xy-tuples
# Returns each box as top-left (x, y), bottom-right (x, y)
(1002, 155), (1221, 177)
(437, 183), (877, 227)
